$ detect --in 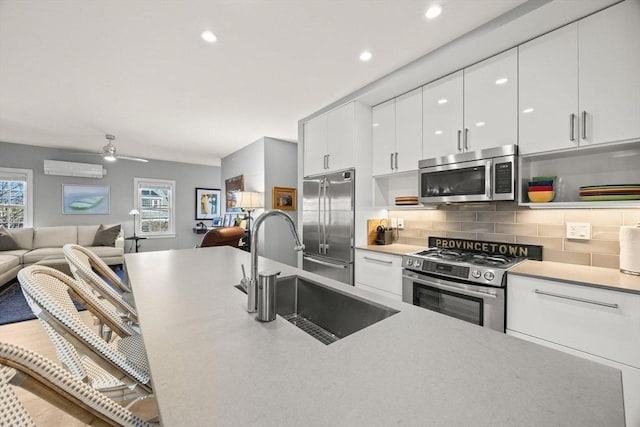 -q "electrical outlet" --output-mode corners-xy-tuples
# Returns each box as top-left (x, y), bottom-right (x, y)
(566, 222), (591, 240)
(396, 218), (404, 229)
(390, 218), (398, 228)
